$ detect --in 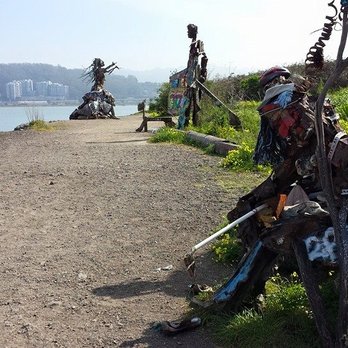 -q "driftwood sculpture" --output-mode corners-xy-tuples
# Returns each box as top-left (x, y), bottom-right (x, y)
(187, 2), (348, 346)
(176, 24), (208, 129)
(169, 24), (240, 129)
(70, 58), (119, 120)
